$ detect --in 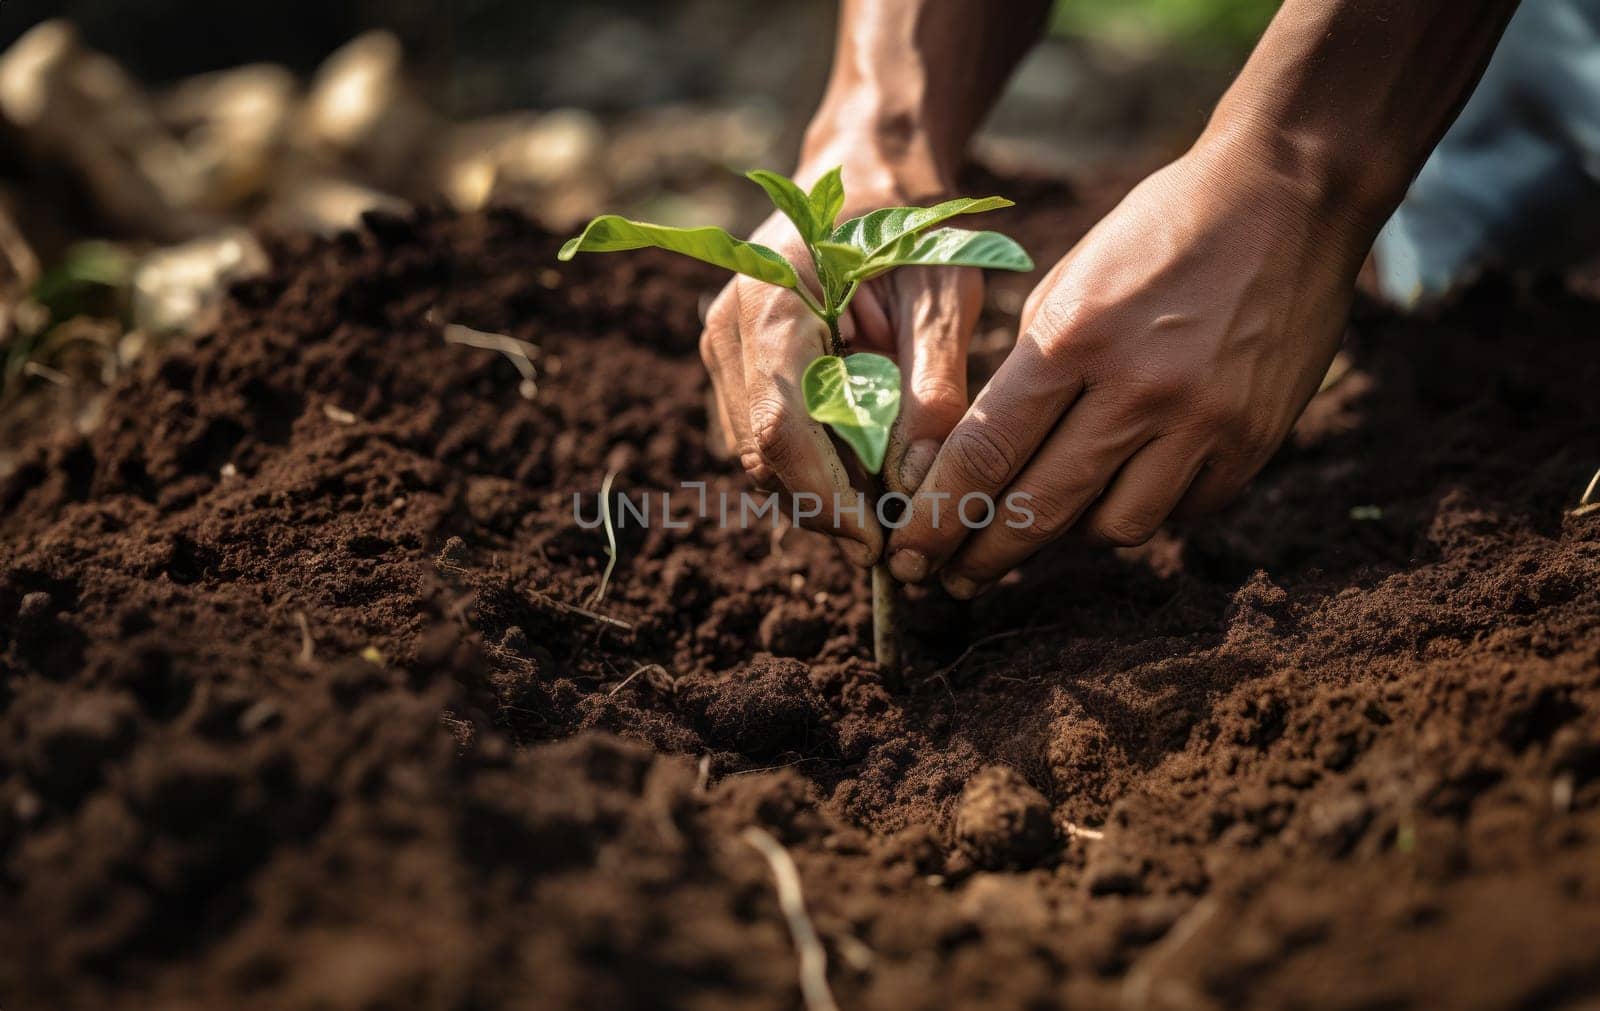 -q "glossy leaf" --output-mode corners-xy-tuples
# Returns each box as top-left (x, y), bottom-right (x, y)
(851, 228), (1033, 281)
(747, 169), (819, 242)
(832, 196), (1014, 259)
(559, 216), (798, 289)
(813, 240), (866, 292)
(808, 167), (846, 233)
(802, 352), (902, 474)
